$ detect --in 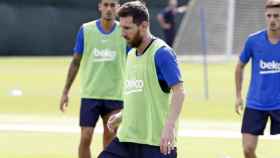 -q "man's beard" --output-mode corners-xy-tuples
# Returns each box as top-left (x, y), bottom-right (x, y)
(129, 30), (143, 48)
